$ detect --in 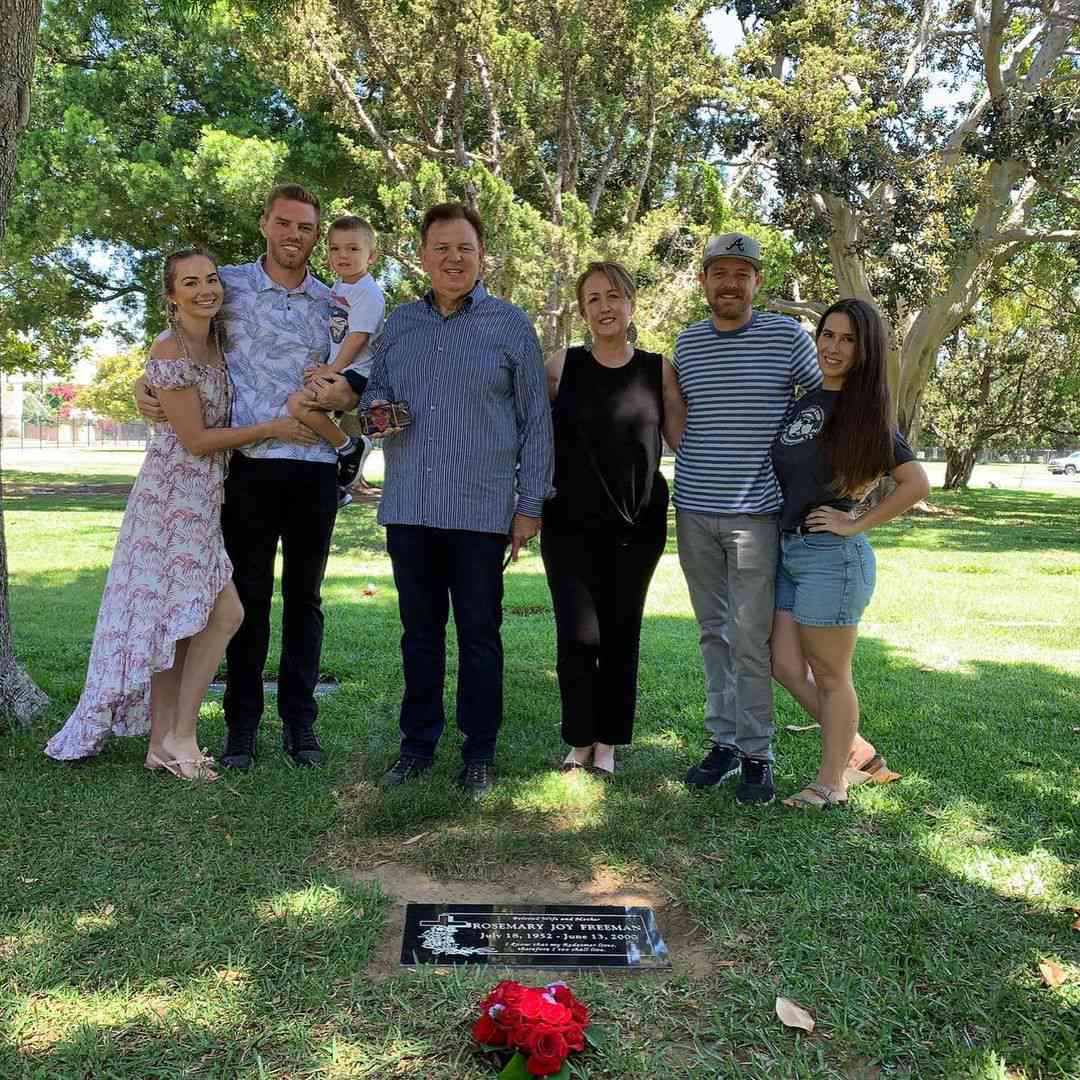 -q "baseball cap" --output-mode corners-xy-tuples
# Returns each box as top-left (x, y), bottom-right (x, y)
(702, 233), (763, 271)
